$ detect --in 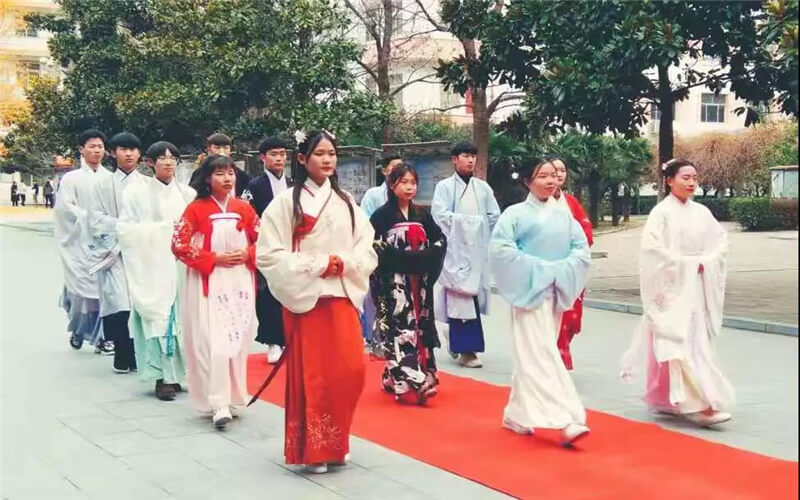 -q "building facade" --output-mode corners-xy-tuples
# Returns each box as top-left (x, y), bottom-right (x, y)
(0, 0), (60, 137)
